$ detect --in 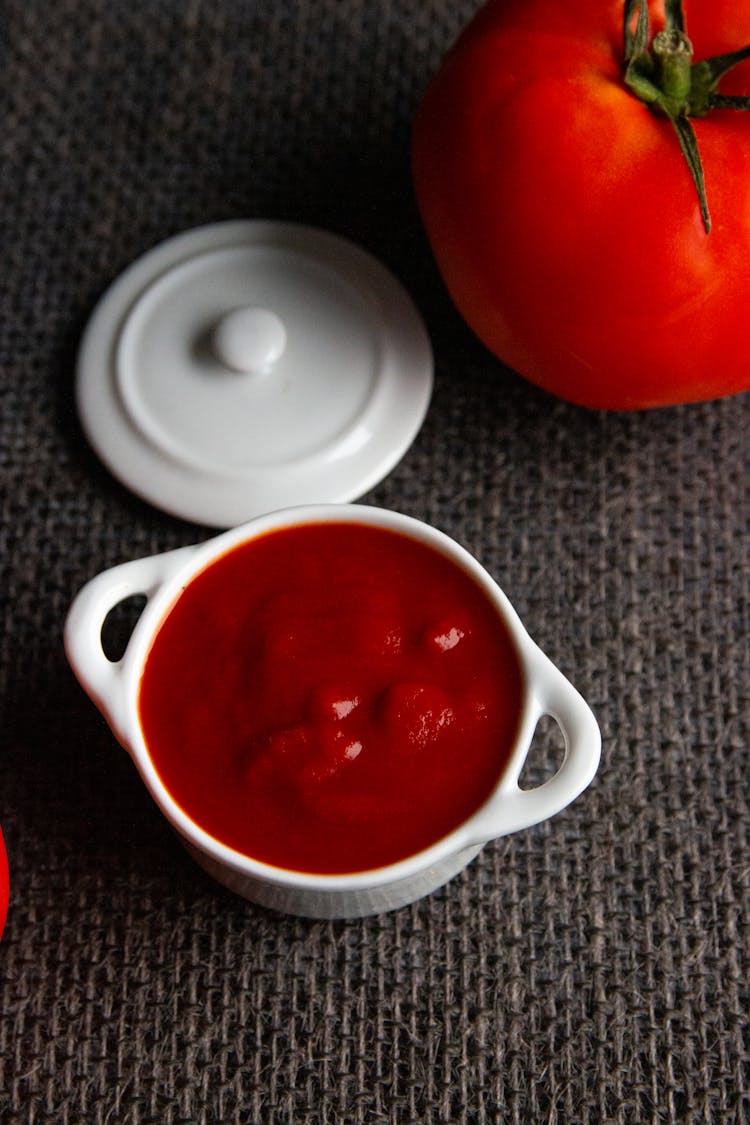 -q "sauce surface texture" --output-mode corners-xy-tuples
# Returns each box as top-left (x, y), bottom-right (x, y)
(138, 523), (523, 873)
